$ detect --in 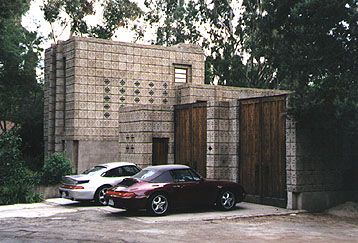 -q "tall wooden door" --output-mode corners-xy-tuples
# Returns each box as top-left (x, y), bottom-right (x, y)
(174, 102), (207, 177)
(239, 95), (287, 207)
(152, 138), (169, 165)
